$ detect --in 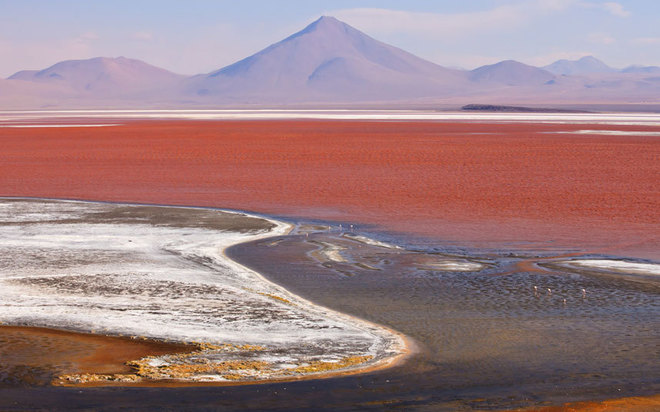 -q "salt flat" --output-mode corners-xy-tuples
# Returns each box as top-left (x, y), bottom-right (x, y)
(1, 109), (660, 125)
(0, 199), (405, 383)
(553, 259), (660, 276)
